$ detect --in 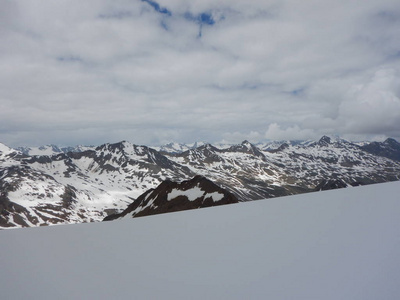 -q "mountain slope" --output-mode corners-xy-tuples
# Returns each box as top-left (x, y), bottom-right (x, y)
(0, 141), (195, 228)
(164, 136), (400, 200)
(361, 138), (400, 161)
(105, 175), (238, 220)
(1, 136), (400, 228)
(1, 181), (400, 299)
